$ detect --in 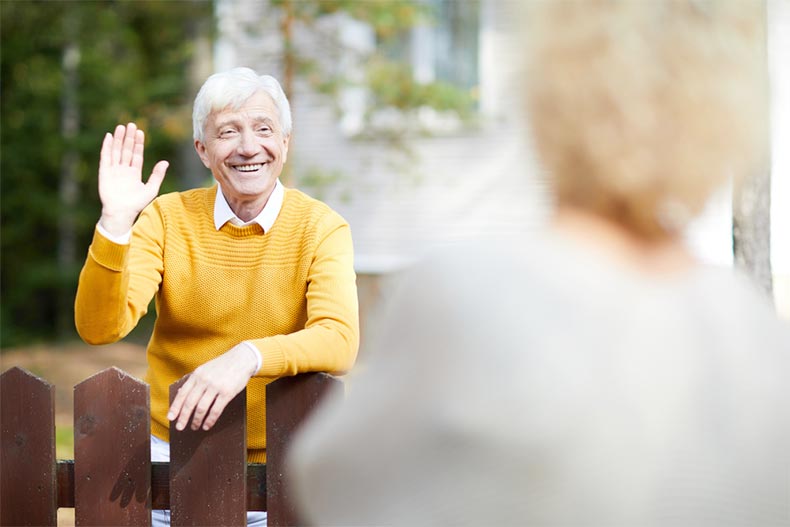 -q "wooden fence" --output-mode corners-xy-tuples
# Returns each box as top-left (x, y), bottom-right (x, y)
(0, 366), (341, 526)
